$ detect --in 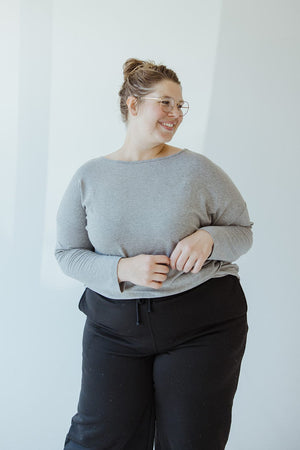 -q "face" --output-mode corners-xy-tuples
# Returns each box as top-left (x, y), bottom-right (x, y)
(133, 80), (184, 145)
